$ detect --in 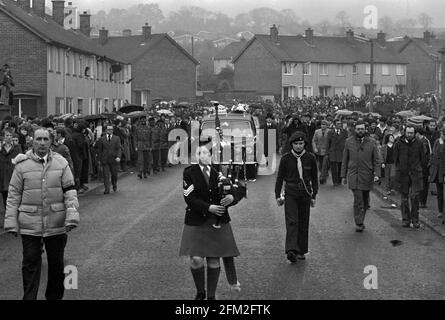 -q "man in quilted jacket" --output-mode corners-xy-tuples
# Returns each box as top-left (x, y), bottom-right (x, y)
(4, 127), (79, 300)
